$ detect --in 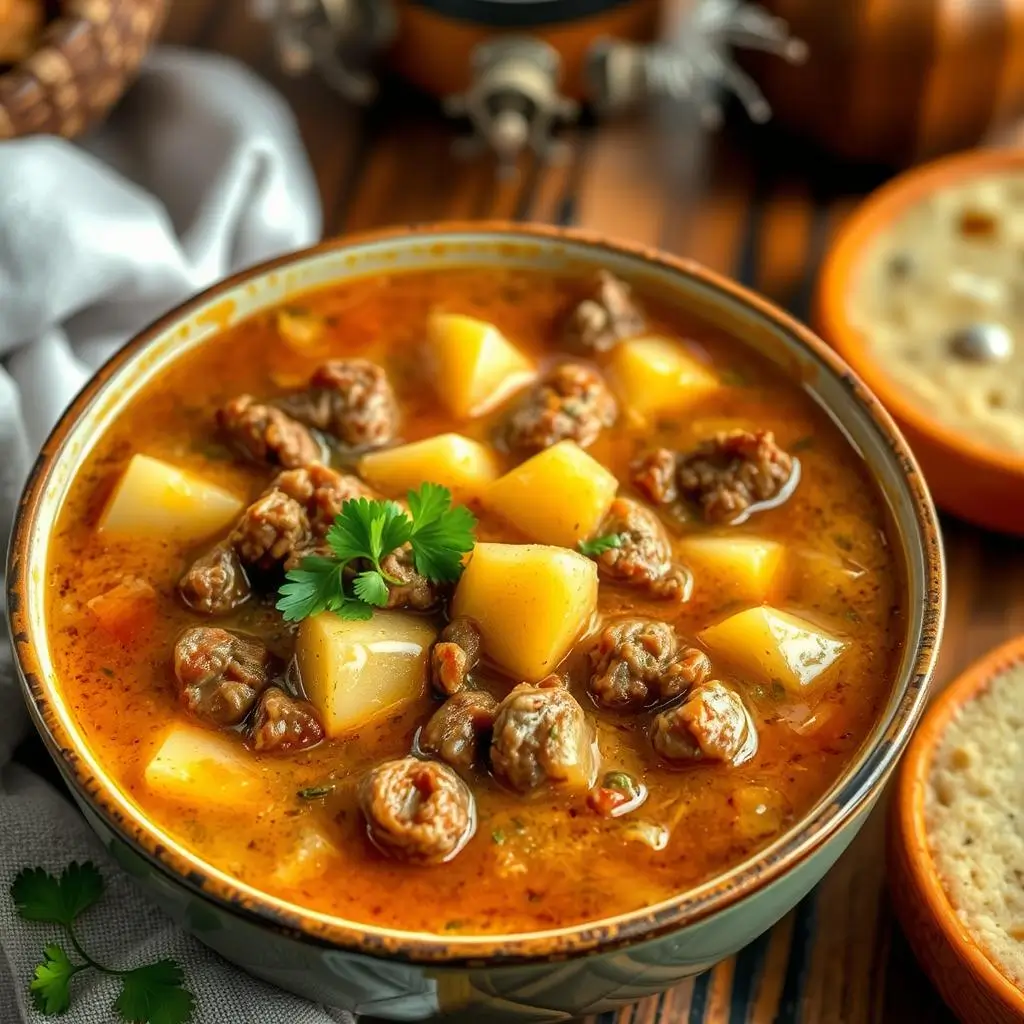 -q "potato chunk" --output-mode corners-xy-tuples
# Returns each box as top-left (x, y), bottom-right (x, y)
(272, 825), (339, 886)
(679, 535), (784, 604)
(699, 606), (847, 693)
(358, 433), (499, 501)
(297, 610), (435, 737)
(427, 312), (535, 419)
(483, 441), (618, 548)
(608, 336), (719, 420)
(452, 543), (598, 681)
(100, 454), (244, 540)
(145, 725), (263, 810)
